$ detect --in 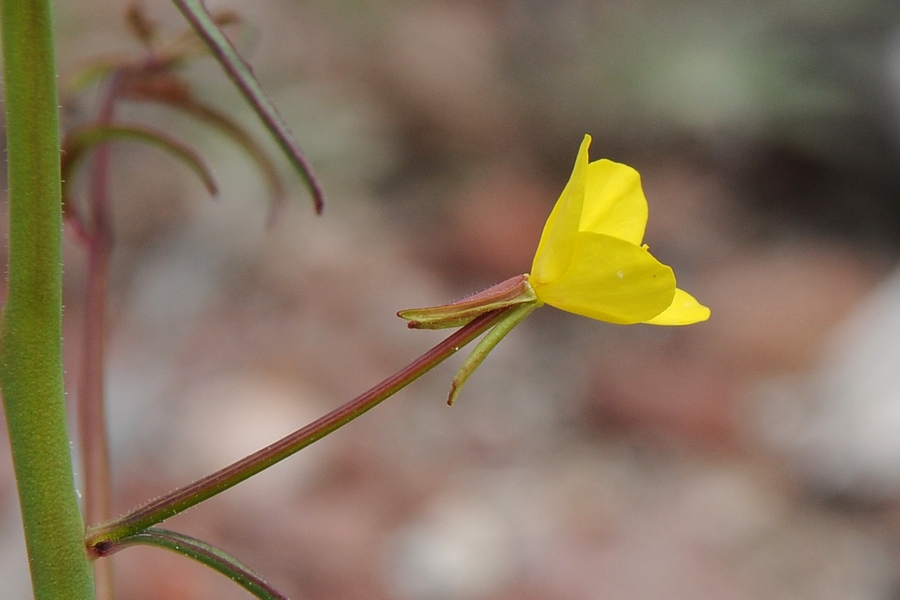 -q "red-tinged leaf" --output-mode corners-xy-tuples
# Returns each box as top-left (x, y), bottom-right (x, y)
(398, 274), (537, 329)
(120, 80), (287, 221)
(62, 123), (218, 203)
(125, 2), (160, 49)
(59, 56), (128, 99)
(173, 0), (324, 213)
(156, 10), (244, 70)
